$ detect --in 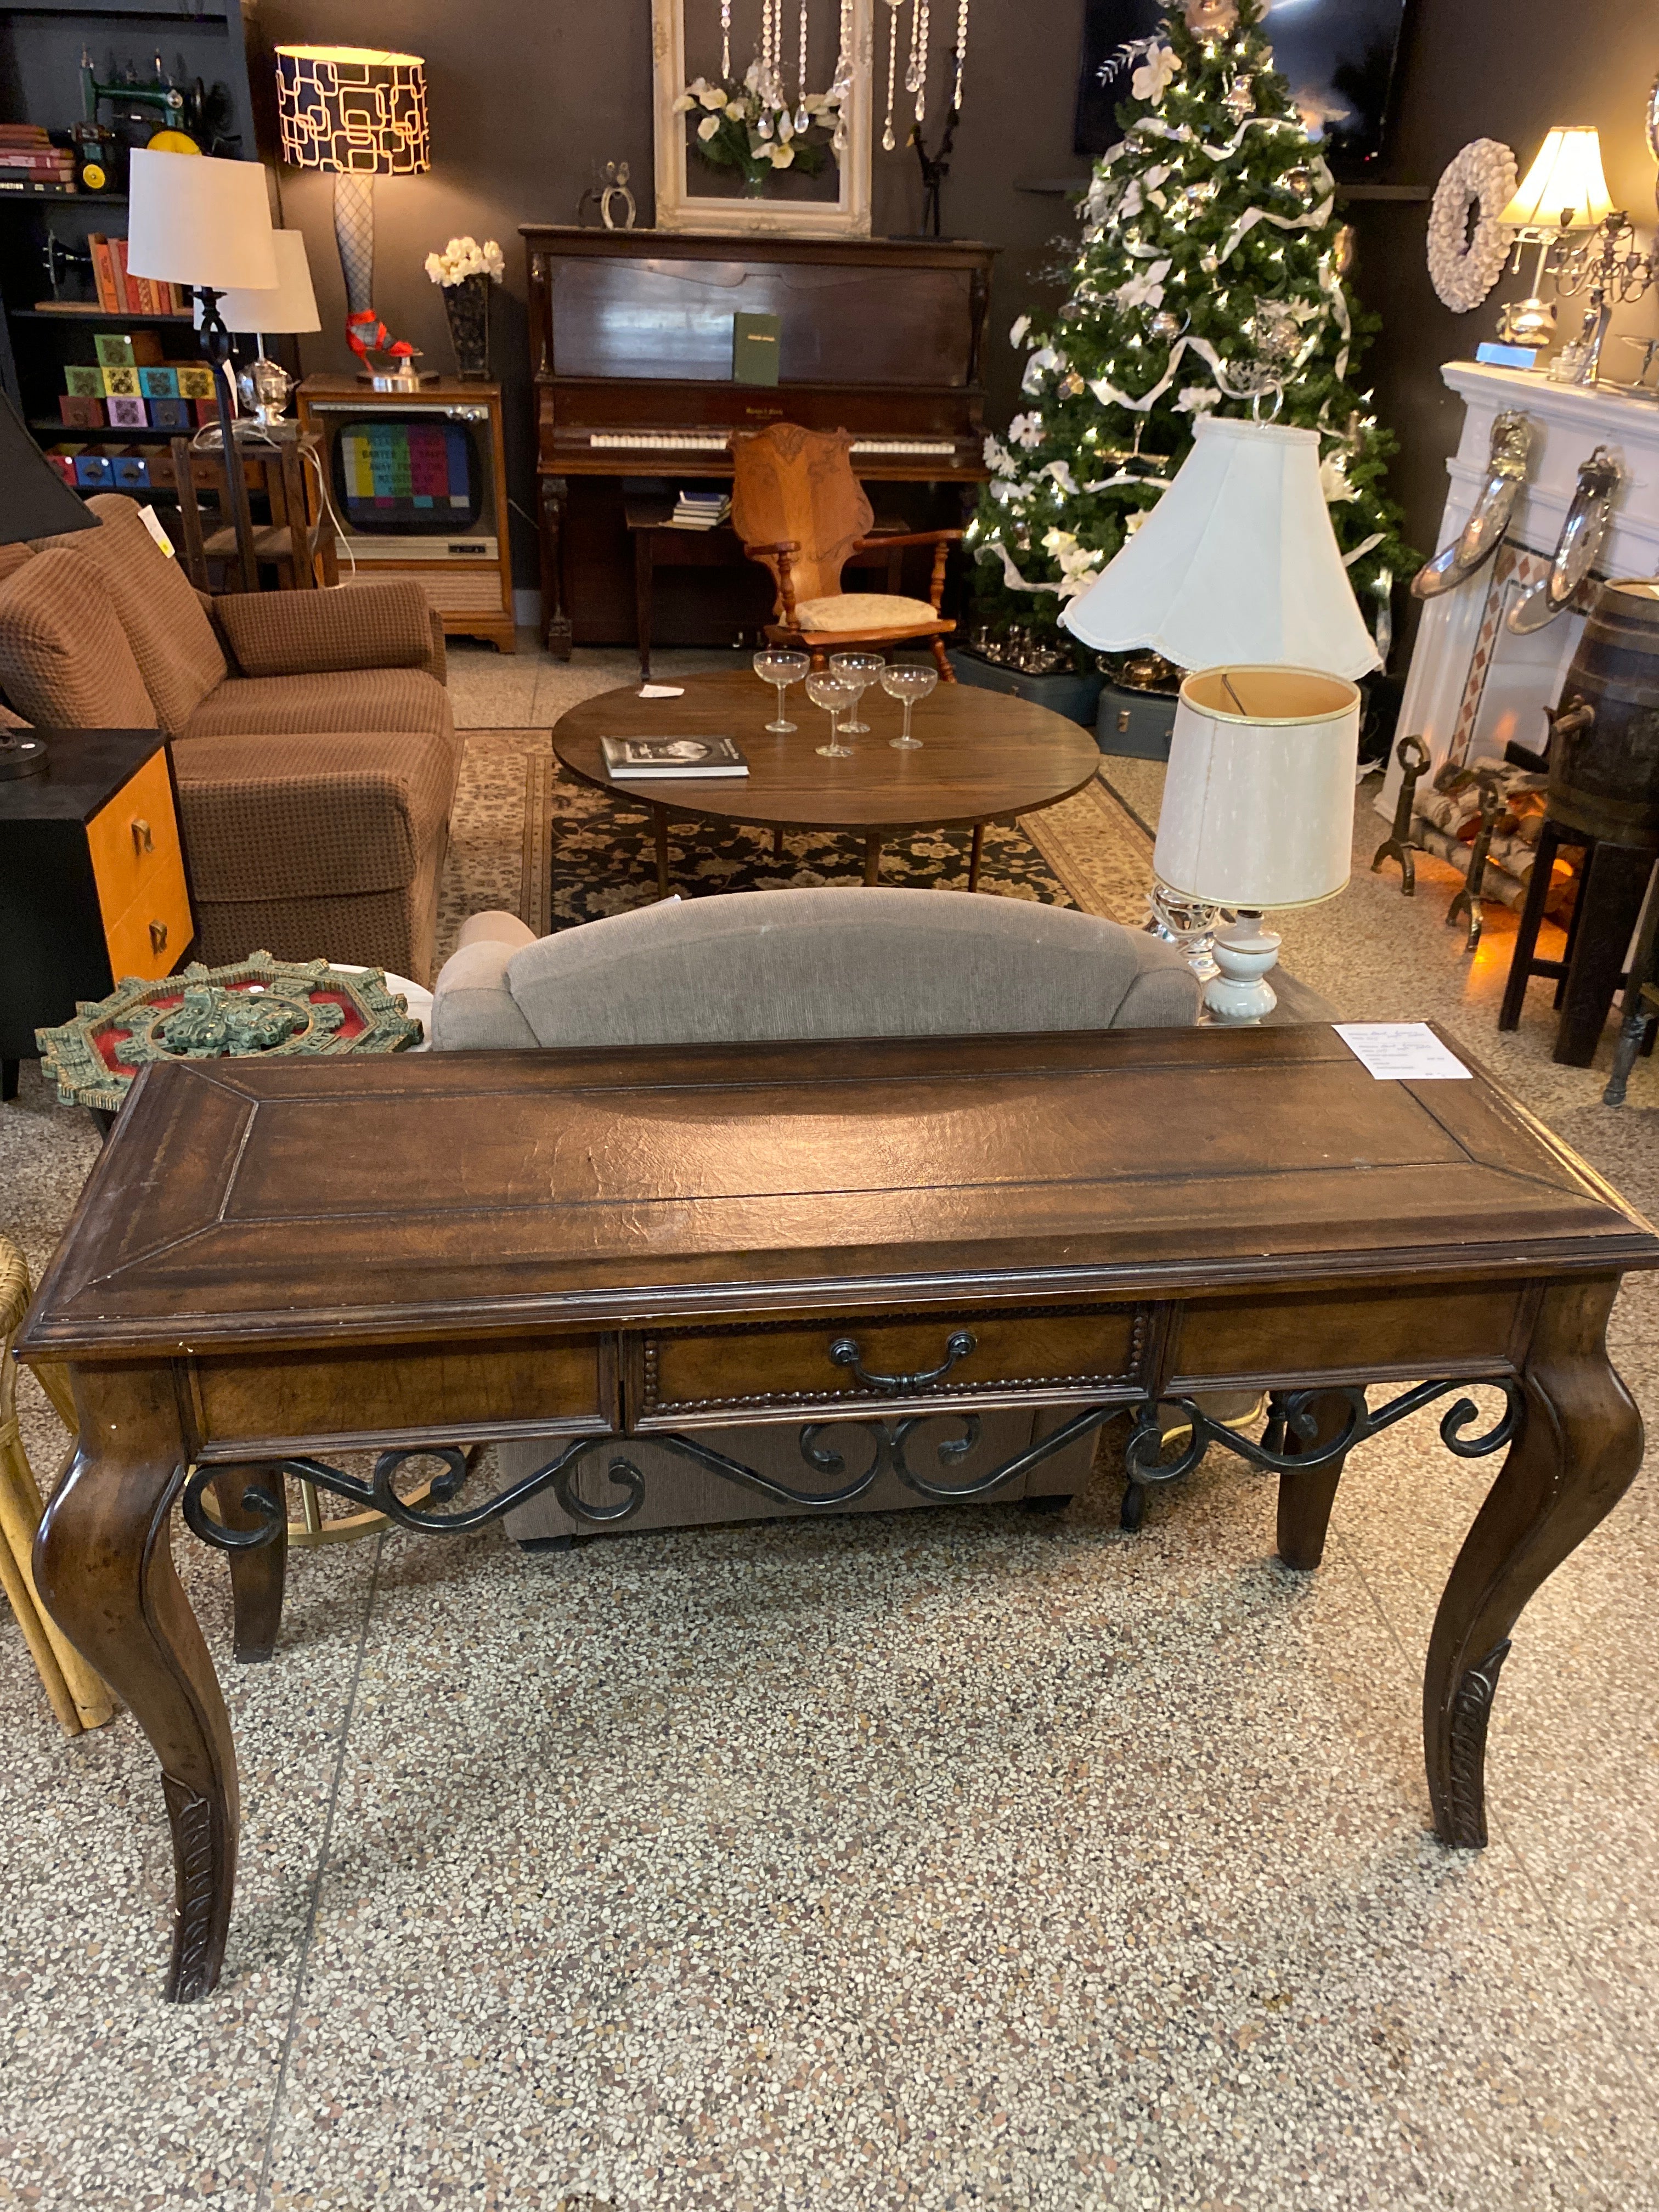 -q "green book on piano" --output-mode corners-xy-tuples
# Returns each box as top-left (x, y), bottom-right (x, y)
(733, 312), (781, 386)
